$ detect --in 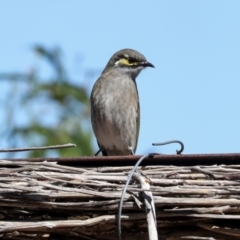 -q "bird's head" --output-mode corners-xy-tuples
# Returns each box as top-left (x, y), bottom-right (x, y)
(103, 49), (154, 79)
